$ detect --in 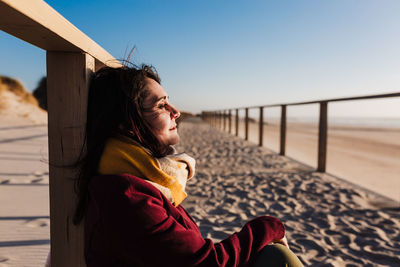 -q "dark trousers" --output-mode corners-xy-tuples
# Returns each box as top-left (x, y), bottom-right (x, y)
(252, 244), (304, 267)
